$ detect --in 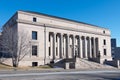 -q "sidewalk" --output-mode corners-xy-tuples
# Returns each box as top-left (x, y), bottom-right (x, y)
(0, 67), (119, 74)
